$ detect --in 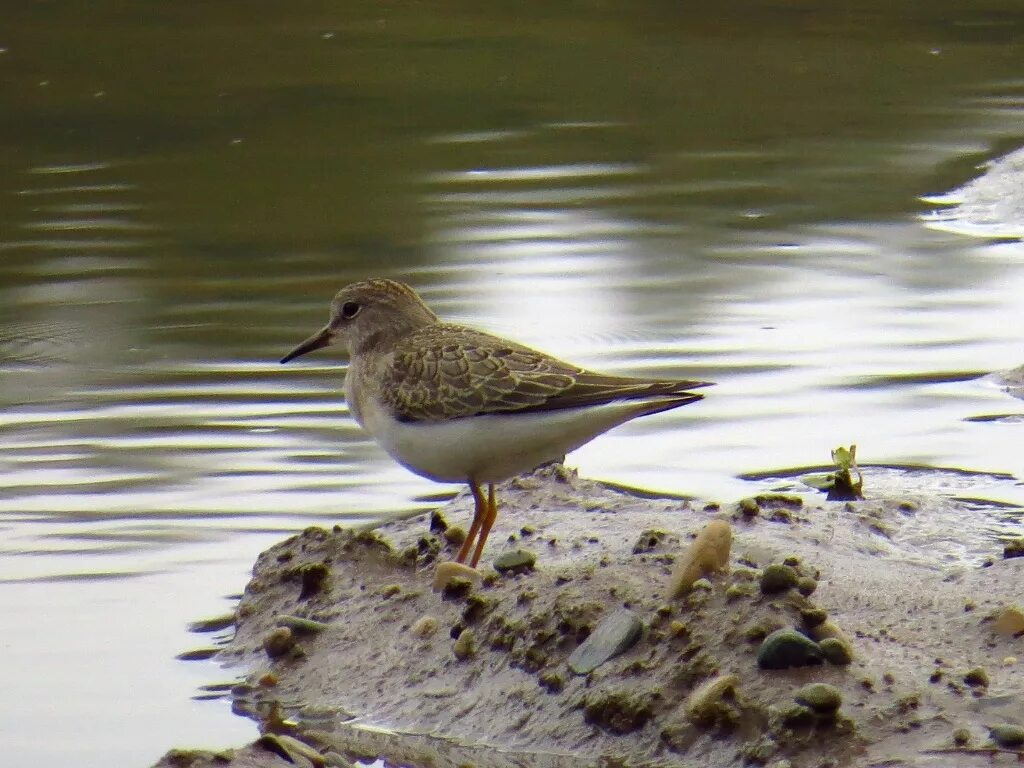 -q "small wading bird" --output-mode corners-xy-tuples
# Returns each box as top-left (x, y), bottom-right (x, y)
(281, 279), (712, 569)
